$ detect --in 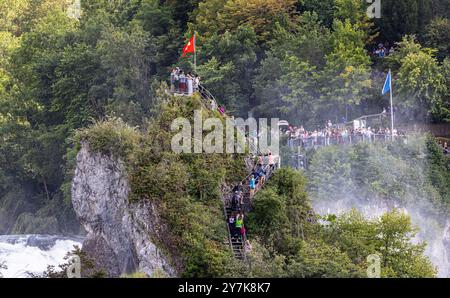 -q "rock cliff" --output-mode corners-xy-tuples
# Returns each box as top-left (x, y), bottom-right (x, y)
(71, 142), (175, 277)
